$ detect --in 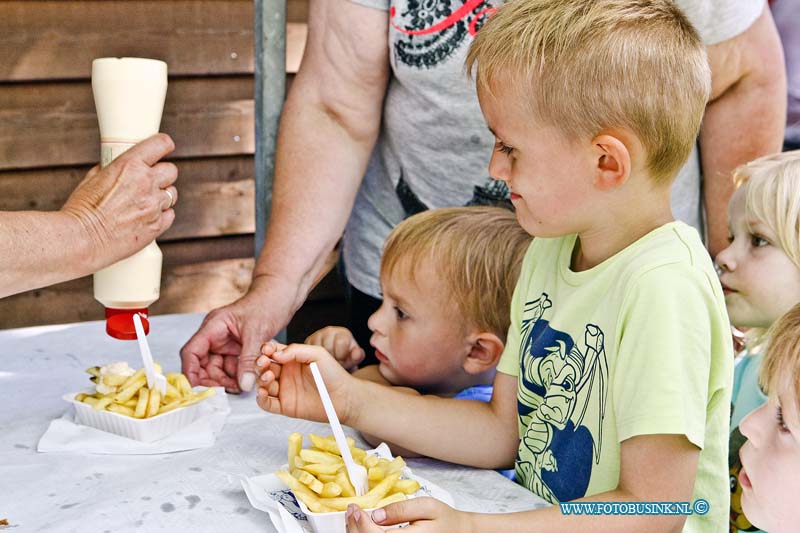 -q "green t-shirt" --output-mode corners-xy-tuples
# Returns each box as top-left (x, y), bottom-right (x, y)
(497, 221), (732, 532)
